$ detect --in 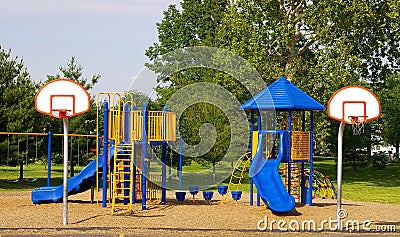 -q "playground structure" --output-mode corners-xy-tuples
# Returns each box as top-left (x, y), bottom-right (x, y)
(32, 90), (178, 214)
(95, 92), (177, 213)
(28, 77), (343, 218)
(232, 77), (325, 212)
(328, 85), (381, 230)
